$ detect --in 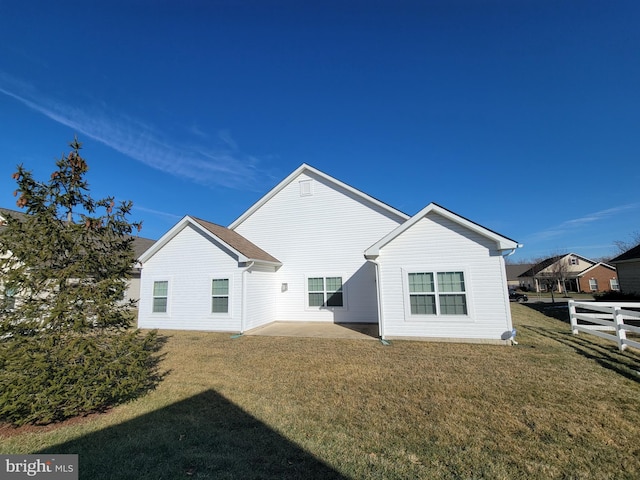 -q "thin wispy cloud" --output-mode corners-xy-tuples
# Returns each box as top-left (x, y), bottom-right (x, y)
(0, 75), (264, 190)
(529, 204), (640, 241)
(133, 206), (183, 222)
